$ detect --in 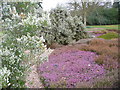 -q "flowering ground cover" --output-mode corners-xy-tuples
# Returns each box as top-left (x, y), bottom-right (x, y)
(78, 39), (118, 70)
(1, 1), (119, 88)
(38, 49), (106, 88)
(87, 30), (107, 37)
(87, 29), (119, 39)
(37, 38), (119, 88)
